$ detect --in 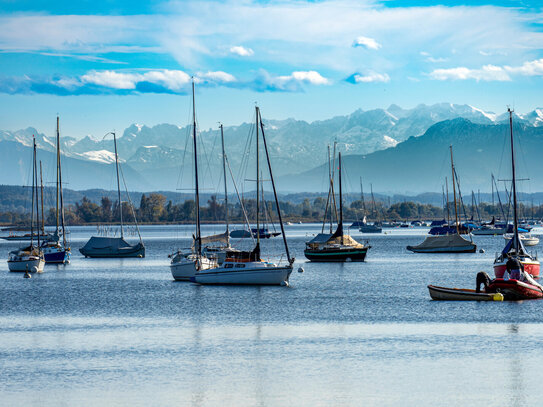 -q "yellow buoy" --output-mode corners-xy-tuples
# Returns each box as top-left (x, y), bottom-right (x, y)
(492, 293), (504, 301)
